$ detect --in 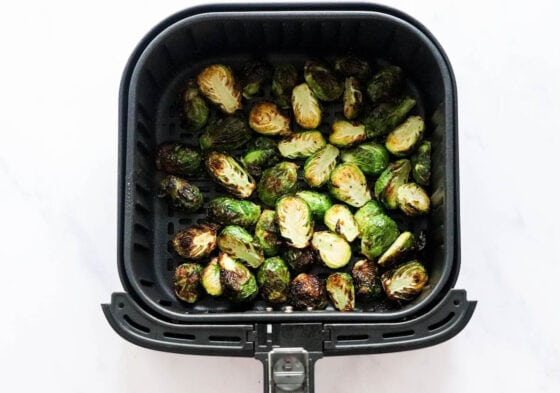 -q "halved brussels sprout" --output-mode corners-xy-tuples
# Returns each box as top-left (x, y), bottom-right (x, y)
(334, 56), (371, 81)
(172, 223), (219, 259)
(240, 61), (272, 99)
(329, 163), (371, 208)
(199, 116), (252, 151)
(257, 257), (291, 303)
(377, 231), (415, 268)
(324, 204), (360, 243)
(205, 151), (256, 199)
(397, 183), (430, 216)
(272, 64), (298, 109)
(374, 159), (411, 209)
(354, 200), (385, 236)
(360, 214), (399, 259)
(292, 83), (322, 129)
(366, 65), (403, 104)
(207, 197), (261, 227)
(329, 120), (366, 147)
(276, 196), (314, 249)
(156, 143), (202, 176)
(218, 253), (258, 302)
(381, 260), (429, 302)
(343, 77), (363, 120)
(385, 116), (425, 157)
(257, 162), (299, 207)
(201, 257), (223, 297)
(351, 259), (383, 300)
(311, 231), (352, 269)
(288, 273), (328, 310)
(174, 263), (203, 303)
(183, 79), (209, 130)
(304, 60), (344, 101)
(217, 225), (264, 269)
(341, 142), (389, 177)
(281, 247), (317, 273)
(249, 101), (292, 136)
(158, 175), (203, 212)
(278, 131), (326, 159)
(295, 190), (332, 220)
(411, 141), (431, 186)
(303, 144), (339, 188)
(241, 137), (280, 177)
(197, 64), (242, 114)
(255, 210), (281, 257)
(326, 272), (355, 312)
(363, 96), (416, 139)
